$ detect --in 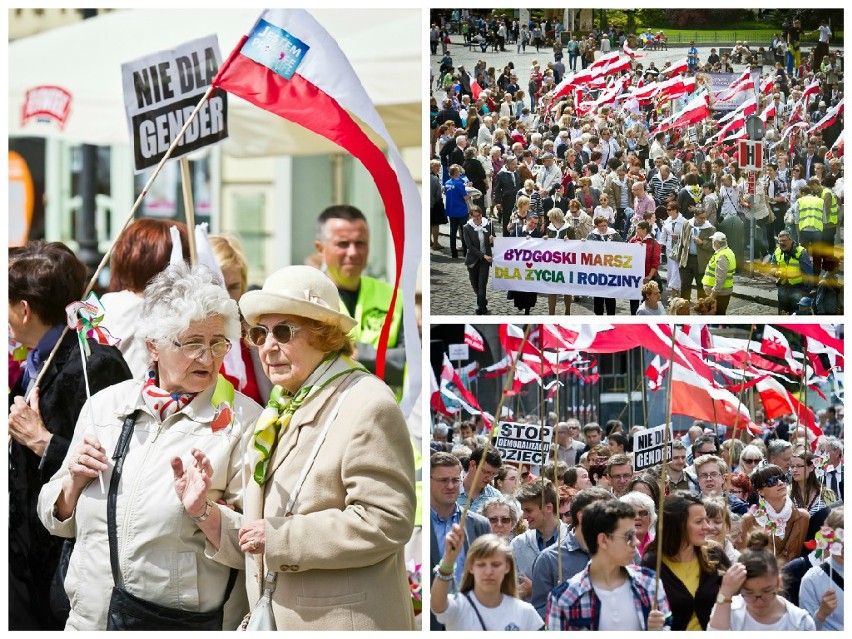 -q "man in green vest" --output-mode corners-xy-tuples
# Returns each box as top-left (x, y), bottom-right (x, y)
(820, 181), (839, 267)
(770, 230), (813, 315)
(314, 205), (405, 386)
(702, 231), (736, 315)
(796, 181), (826, 275)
